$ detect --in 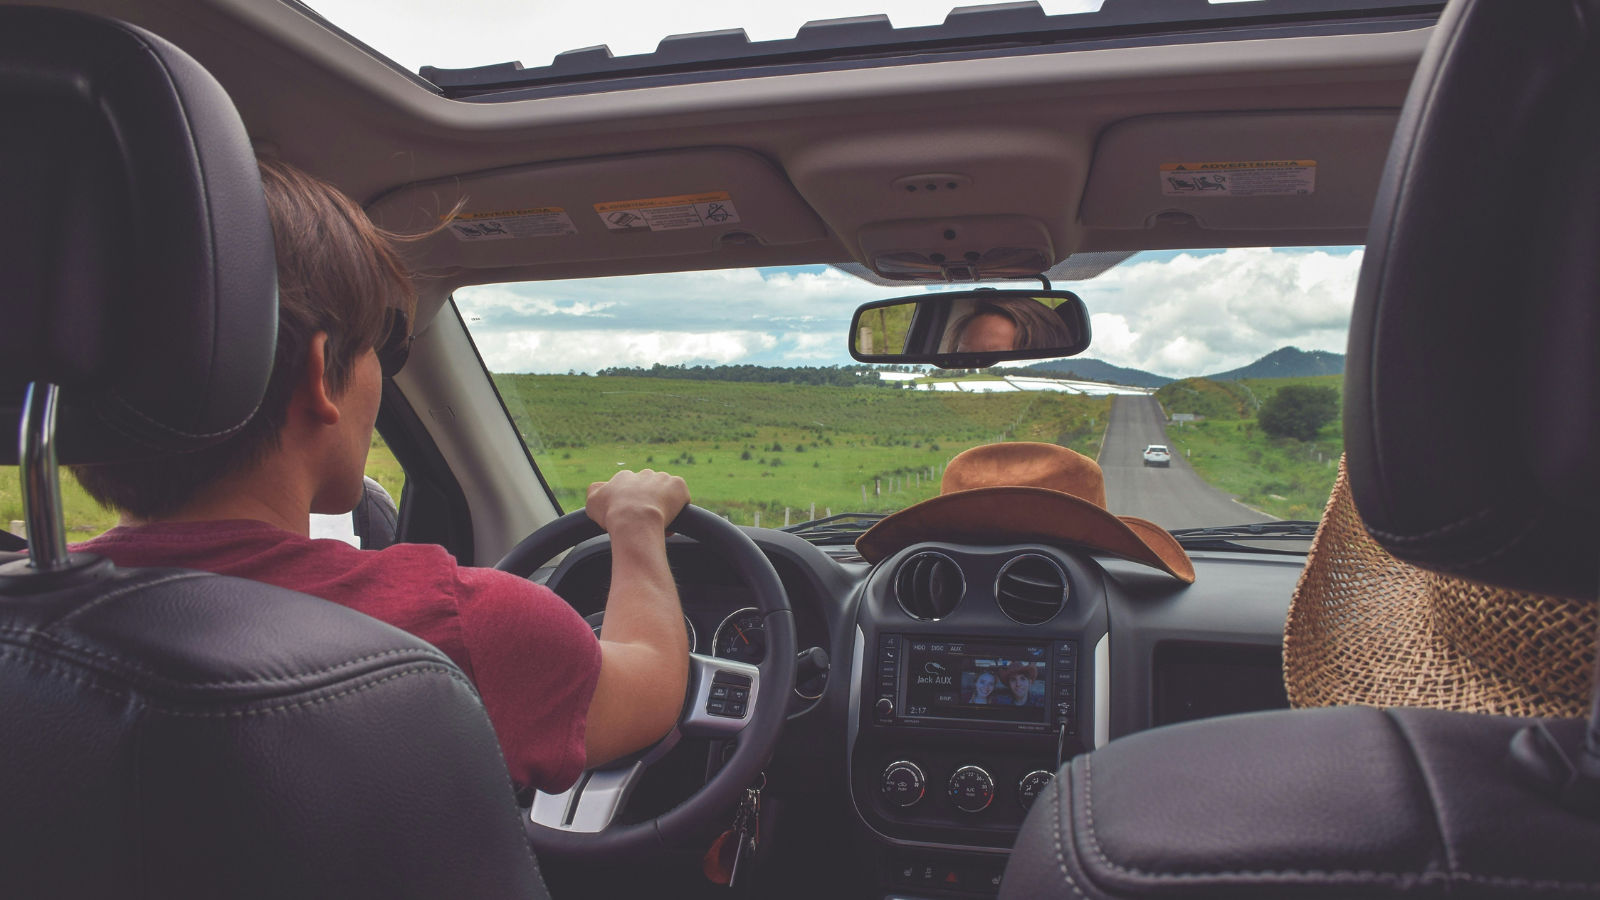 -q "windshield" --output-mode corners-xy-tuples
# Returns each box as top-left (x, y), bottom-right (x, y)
(458, 247), (1358, 533)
